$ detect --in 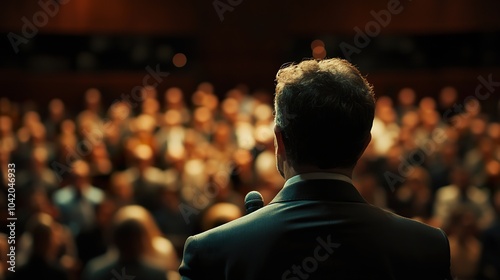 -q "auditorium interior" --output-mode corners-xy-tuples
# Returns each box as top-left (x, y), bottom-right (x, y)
(1, 0), (500, 279)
